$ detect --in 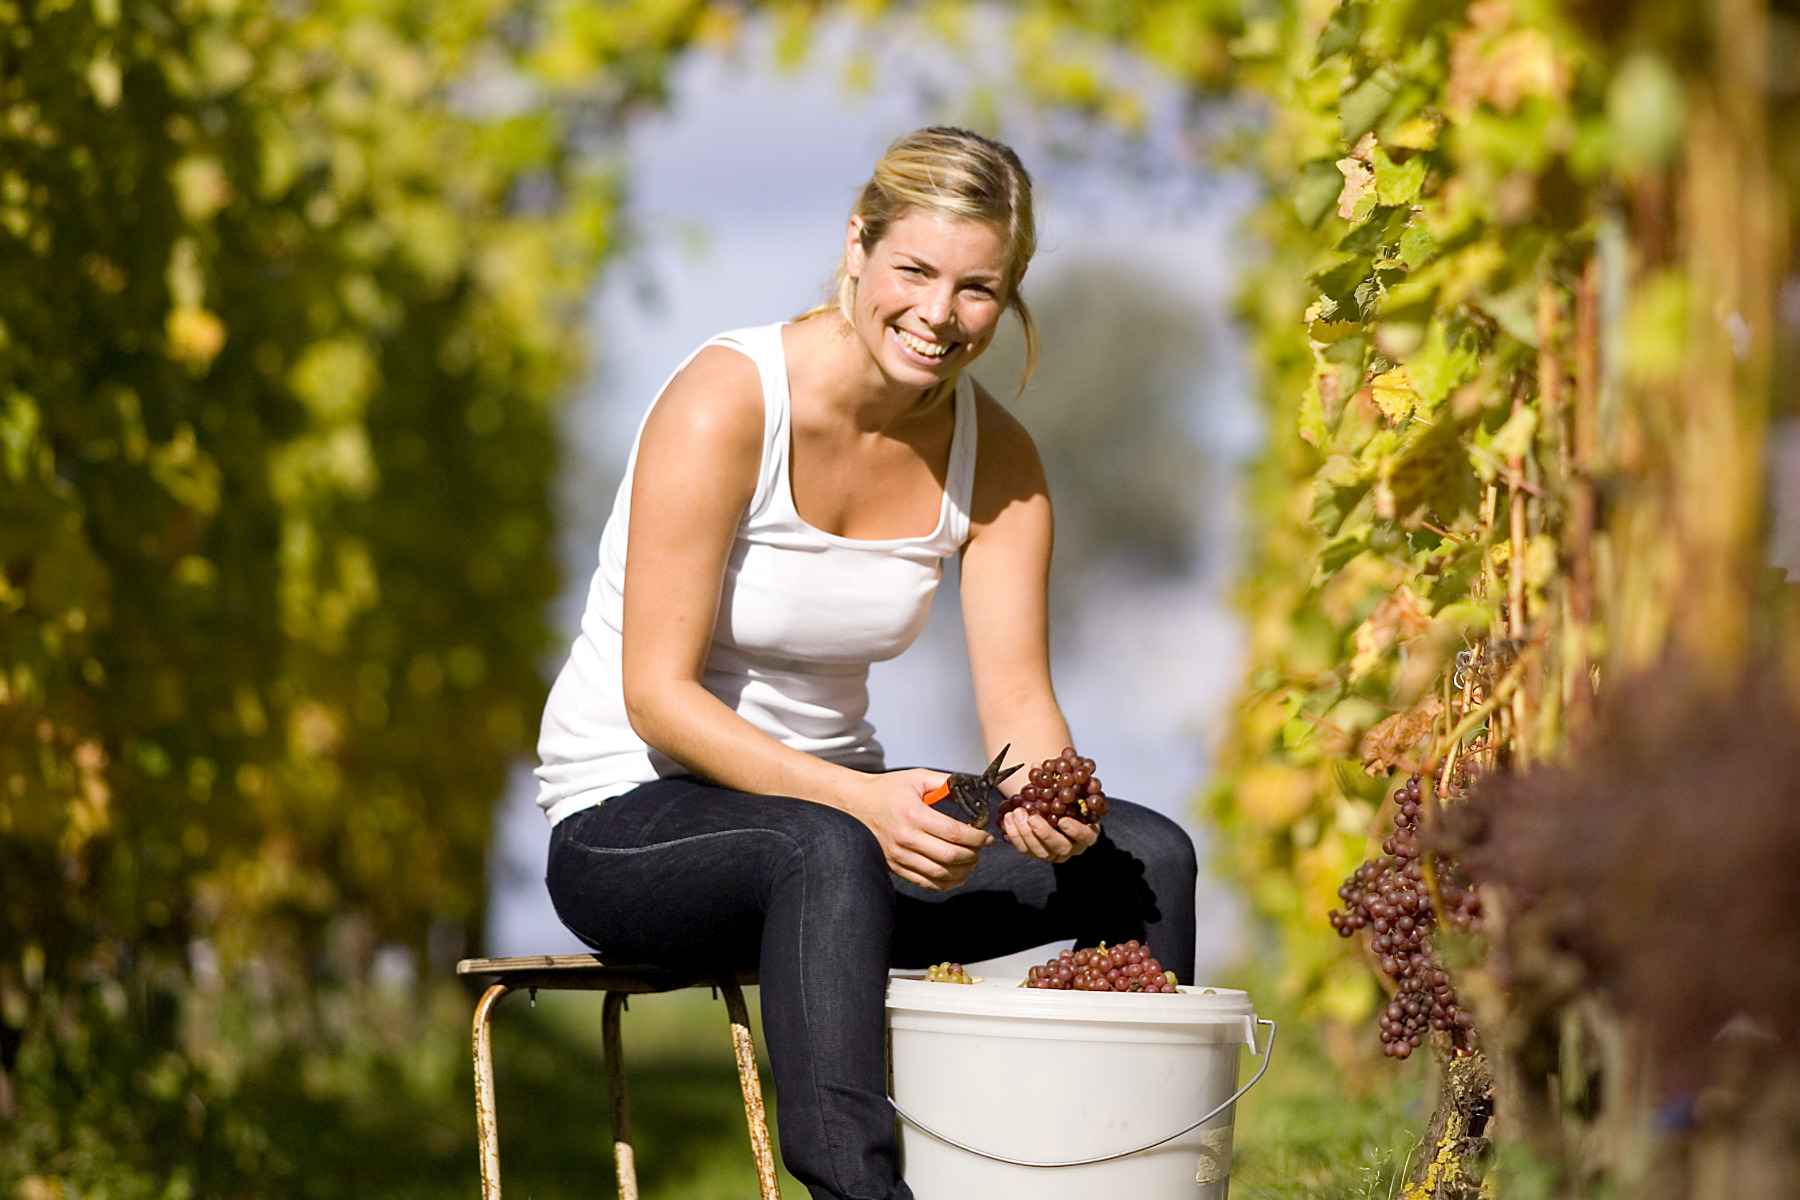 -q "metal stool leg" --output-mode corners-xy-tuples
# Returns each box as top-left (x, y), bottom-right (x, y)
(719, 982), (781, 1199)
(603, 991), (639, 1200)
(472, 983), (511, 1199)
